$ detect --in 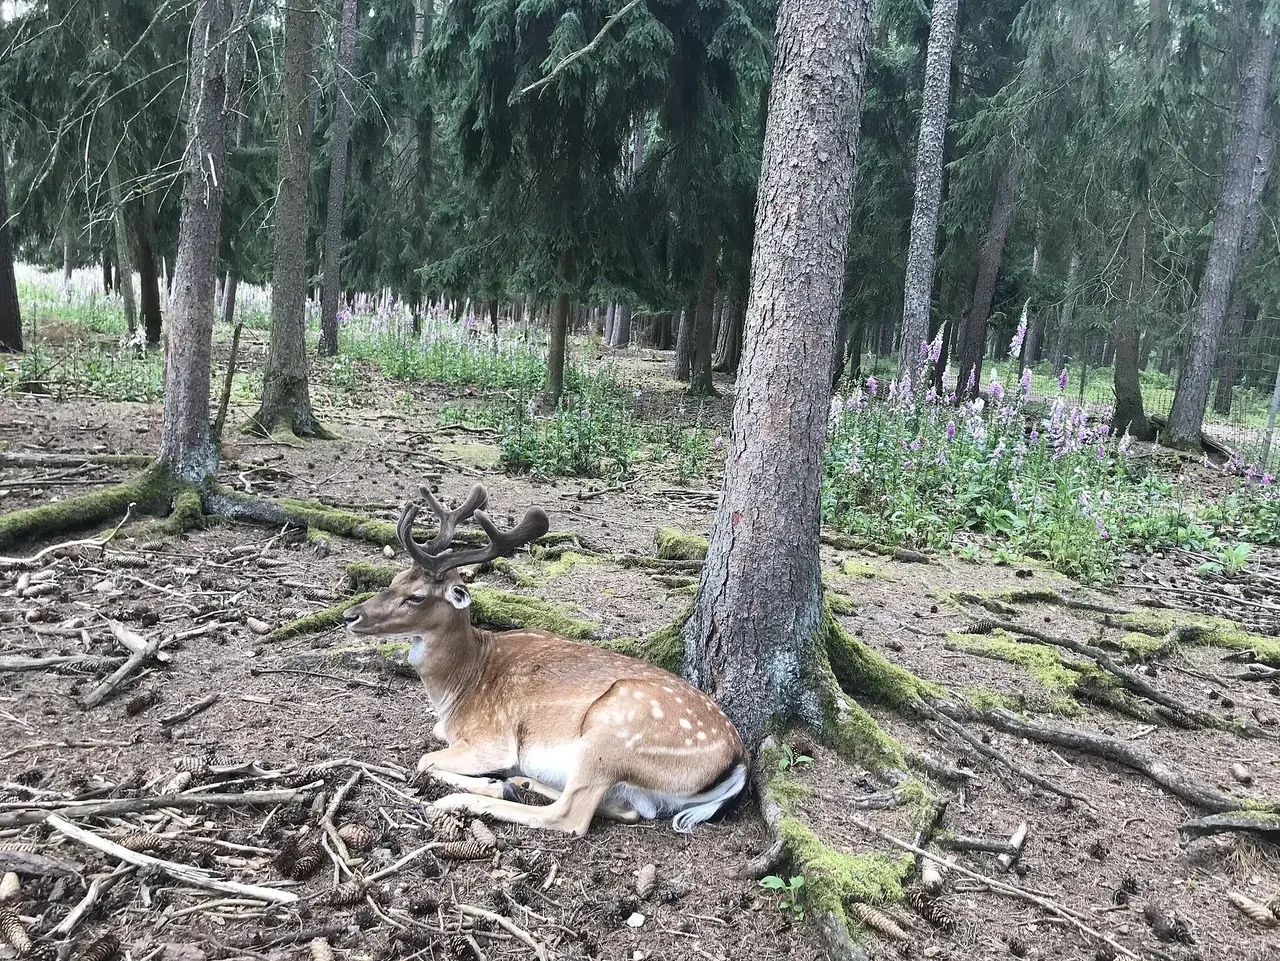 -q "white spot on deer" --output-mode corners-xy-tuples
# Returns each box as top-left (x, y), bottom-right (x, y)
(633, 691), (645, 700)
(675, 696), (683, 704)
(615, 730), (628, 739)
(697, 732), (707, 741)
(663, 686), (673, 693)
(679, 718), (692, 729)
(696, 720), (705, 728)
(626, 710), (637, 722)
(626, 733), (644, 748)
(650, 702), (664, 719)
(685, 738), (693, 746)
